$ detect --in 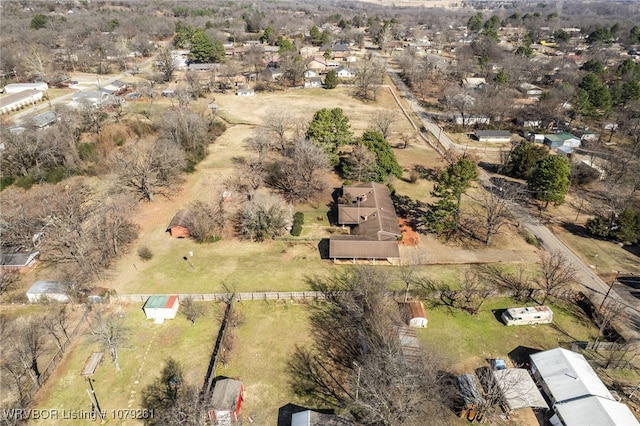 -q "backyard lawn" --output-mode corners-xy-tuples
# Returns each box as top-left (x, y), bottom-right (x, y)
(216, 302), (314, 425)
(417, 296), (598, 374)
(33, 302), (220, 425)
